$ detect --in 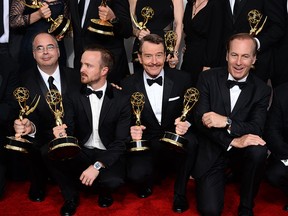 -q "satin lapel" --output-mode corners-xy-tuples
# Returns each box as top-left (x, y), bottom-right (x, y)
(60, 67), (67, 95)
(218, 70), (231, 115)
(99, 84), (113, 127)
(135, 75), (158, 122)
(231, 75), (253, 116)
(226, 0), (234, 22)
(161, 74), (173, 126)
(80, 87), (93, 127)
(35, 68), (49, 100)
